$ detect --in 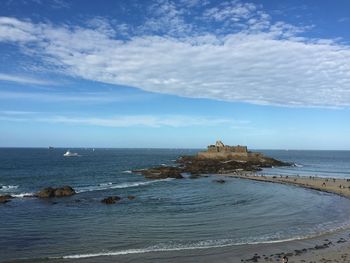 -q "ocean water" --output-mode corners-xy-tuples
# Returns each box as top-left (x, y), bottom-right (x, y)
(1, 148), (350, 262)
(259, 150), (350, 178)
